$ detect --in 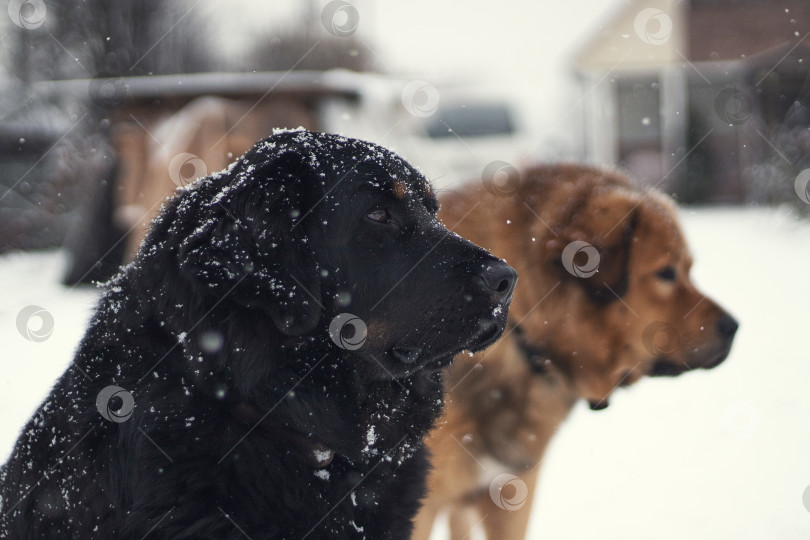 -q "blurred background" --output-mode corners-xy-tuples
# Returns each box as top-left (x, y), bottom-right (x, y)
(3, 0), (808, 276)
(1, 0), (810, 538)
